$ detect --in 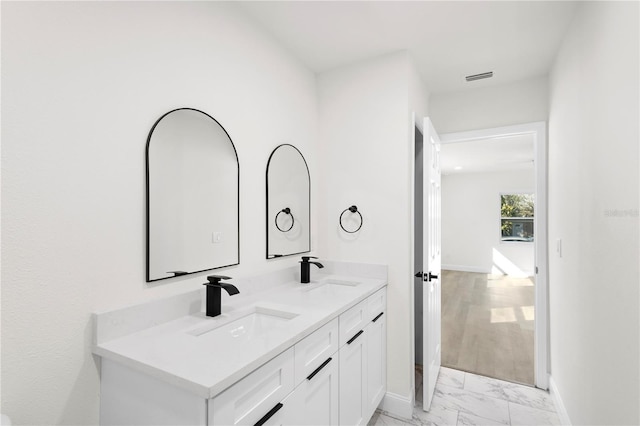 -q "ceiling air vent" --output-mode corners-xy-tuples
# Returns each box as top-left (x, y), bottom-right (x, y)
(465, 72), (493, 82)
